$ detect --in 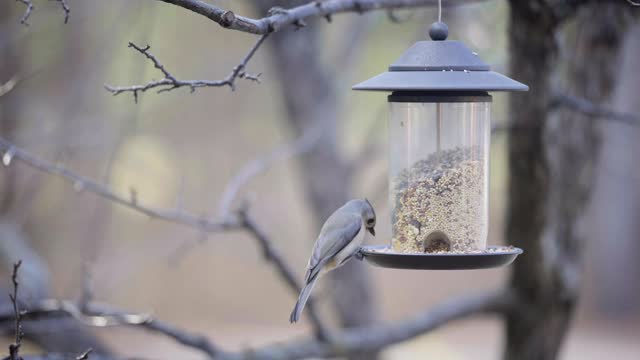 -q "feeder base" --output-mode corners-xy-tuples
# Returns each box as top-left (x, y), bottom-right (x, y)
(359, 245), (522, 270)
